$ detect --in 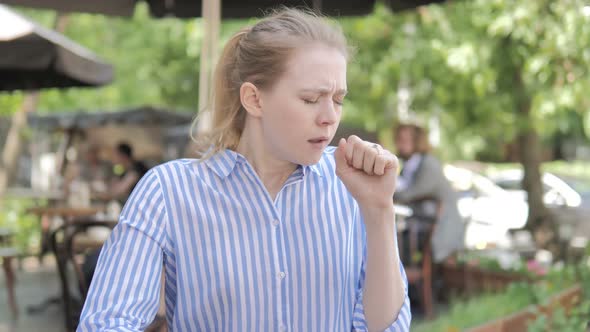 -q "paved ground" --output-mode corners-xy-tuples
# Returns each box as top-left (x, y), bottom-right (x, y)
(0, 256), (63, 332)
